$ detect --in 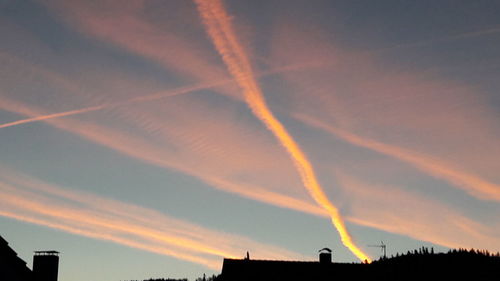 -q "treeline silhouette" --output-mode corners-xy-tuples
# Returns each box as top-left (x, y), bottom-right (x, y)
(123, 248), (499, 281)
(122, 274), (220, 281)
(123, 278), (188, 281)
(369, 247), (500, 281)
(194, 274), (219, 281)
(217, 247), (499, 281)
(373, 246), (500, 264)
(375, 246), (500, 261)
